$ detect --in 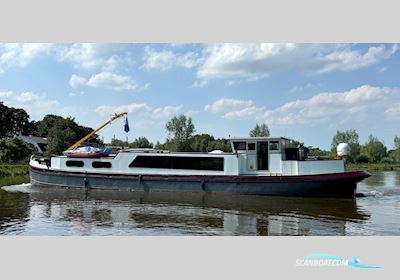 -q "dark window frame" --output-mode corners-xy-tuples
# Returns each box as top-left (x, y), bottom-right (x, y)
(269, 141), (280, 151)
(247, 142), (255, 150)
(66, 160), (84, 167)
(129, 155), (224, 171)
(92, 161), (112, 168)
(233, 141), (246, 151)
